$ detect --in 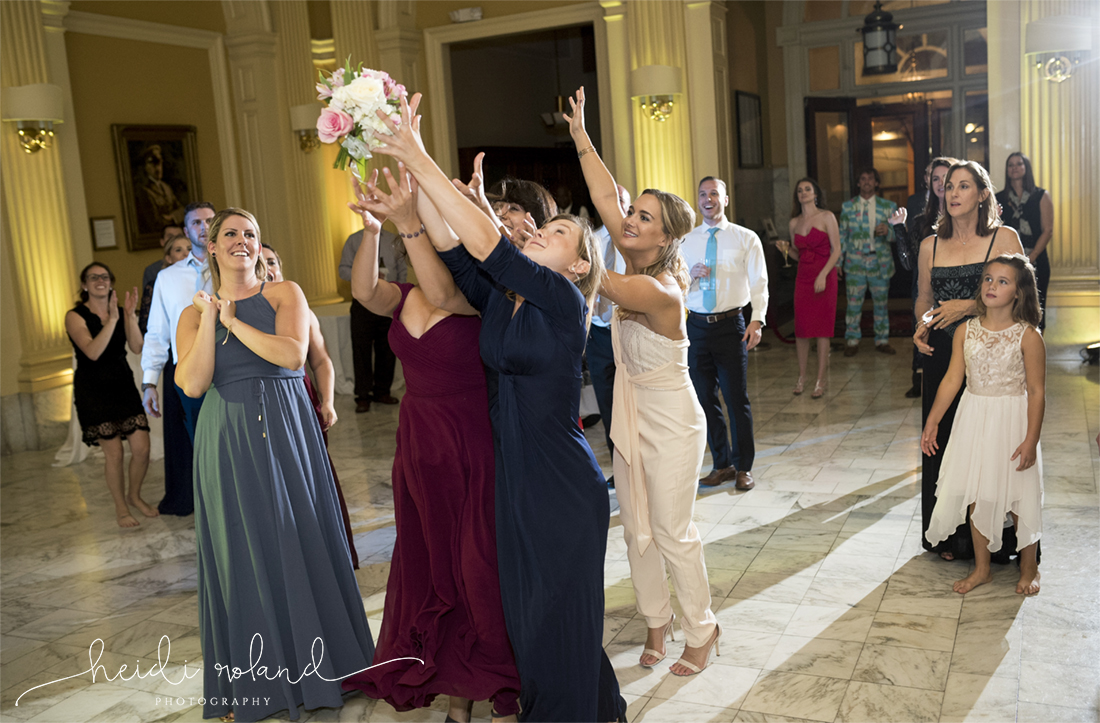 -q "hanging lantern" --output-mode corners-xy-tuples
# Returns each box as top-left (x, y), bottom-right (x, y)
(859, 1), (900, 77)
